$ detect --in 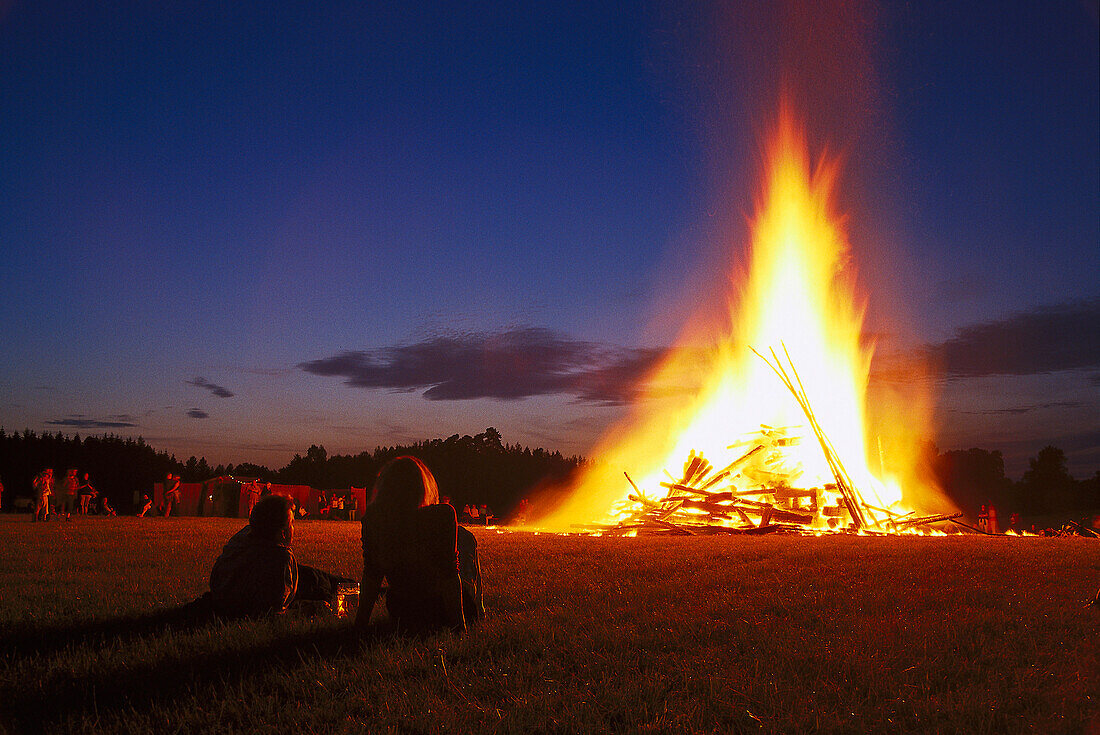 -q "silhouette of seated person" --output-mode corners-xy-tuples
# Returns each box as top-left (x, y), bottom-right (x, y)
(137, 494), (153, 517)
(99, 495), (116, 516)
(209, 495), (353, 618)
(356, 456), (483, 634)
